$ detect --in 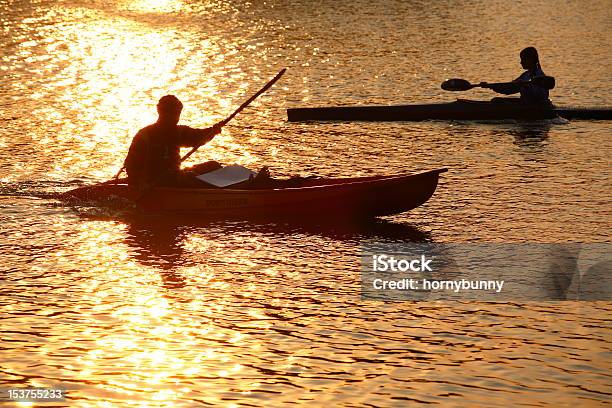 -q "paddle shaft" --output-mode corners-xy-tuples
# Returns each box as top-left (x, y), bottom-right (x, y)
(476, 80), (532, 89)
(442, 76), (554, 92)
(457, 80), (539, 91)
(112, 166), (125, 180)
(180, 68), (286, 163)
